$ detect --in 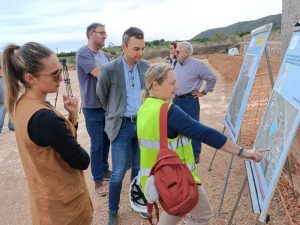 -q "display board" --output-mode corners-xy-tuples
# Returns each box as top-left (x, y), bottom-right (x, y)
(224, 23), (273, 142)
(247, 27), (300, 222)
